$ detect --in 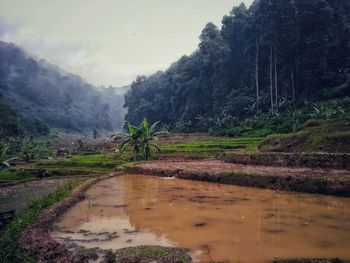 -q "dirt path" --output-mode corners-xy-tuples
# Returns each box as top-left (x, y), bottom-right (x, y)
(129, 160), (350, 196)
(0, 178), (72, 214)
